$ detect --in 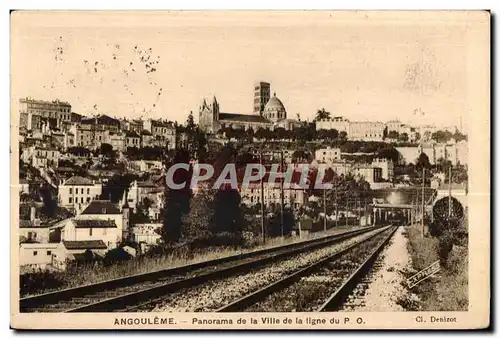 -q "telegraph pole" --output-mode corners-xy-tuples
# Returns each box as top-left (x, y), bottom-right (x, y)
(411, 196), (414, 225)
(335, 187), (338, 227)
(421, 167), (425, 237)
(323, 187), (327, 232)
(346, 199), (349, 227)
(260, 152), (265, 243)
(448, 165), (452, 217)
(280, 151), (285, 237)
